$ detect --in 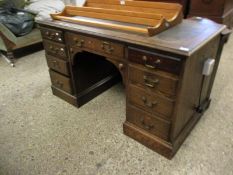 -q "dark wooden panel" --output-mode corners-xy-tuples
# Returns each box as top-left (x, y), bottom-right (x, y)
(128, 47), (181, 75)
(190, 0), (225, 16)
(49, 70), (73, 94)
(71, 51), (122, 106)
(77, 73), (121, 107)
(128, 64), (178, 97)
(128, 84), (175, 119)
(46, 54), (70, 76)
(189, 9), (233, 29)
(134, 0), (189, 16)
(126, 104), (171, 141)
